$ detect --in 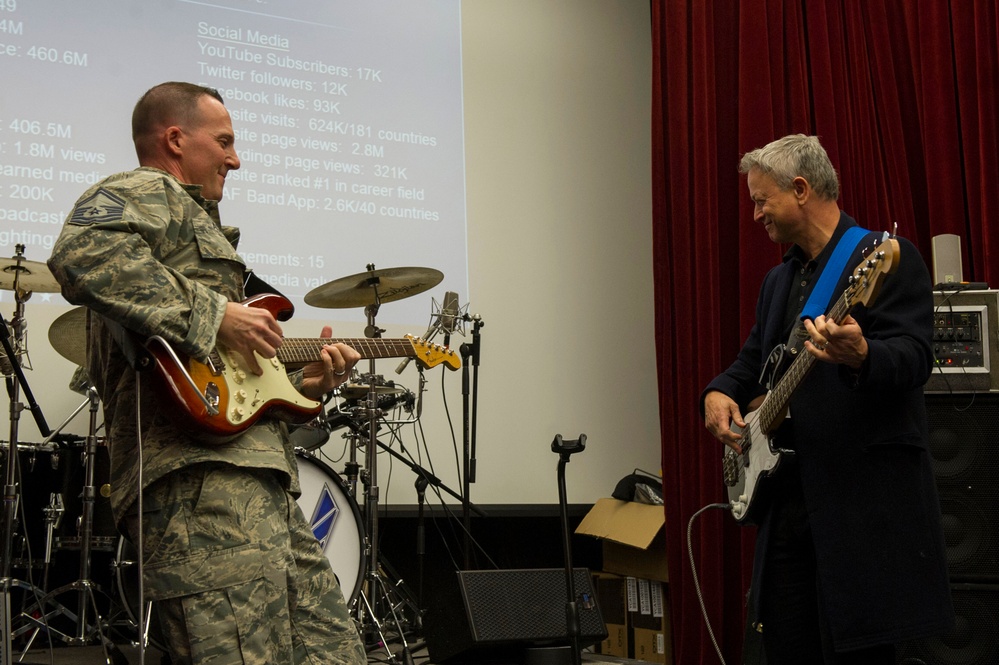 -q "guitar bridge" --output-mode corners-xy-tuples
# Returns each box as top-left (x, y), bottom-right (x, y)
(206, 350), (226, 376)
(204, 382), (220, 409)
